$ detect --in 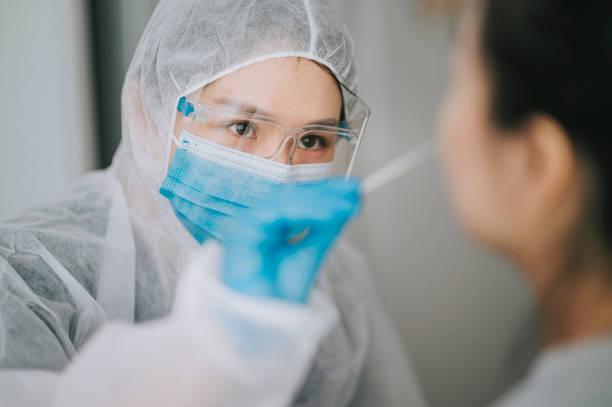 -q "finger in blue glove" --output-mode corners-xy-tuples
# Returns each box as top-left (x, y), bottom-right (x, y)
(222, 177), (362, 303)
